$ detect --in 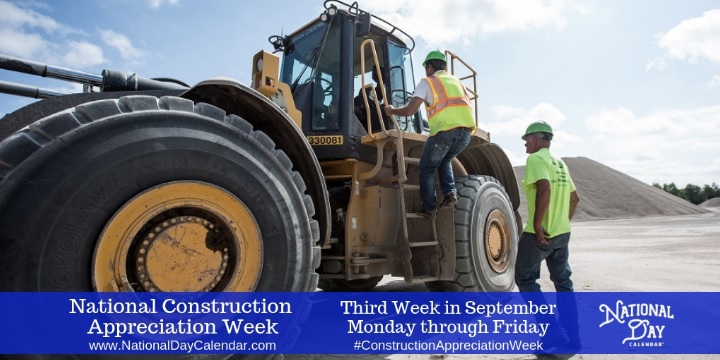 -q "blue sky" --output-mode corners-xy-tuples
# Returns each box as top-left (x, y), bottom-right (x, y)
(1, 0), (718, 187)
